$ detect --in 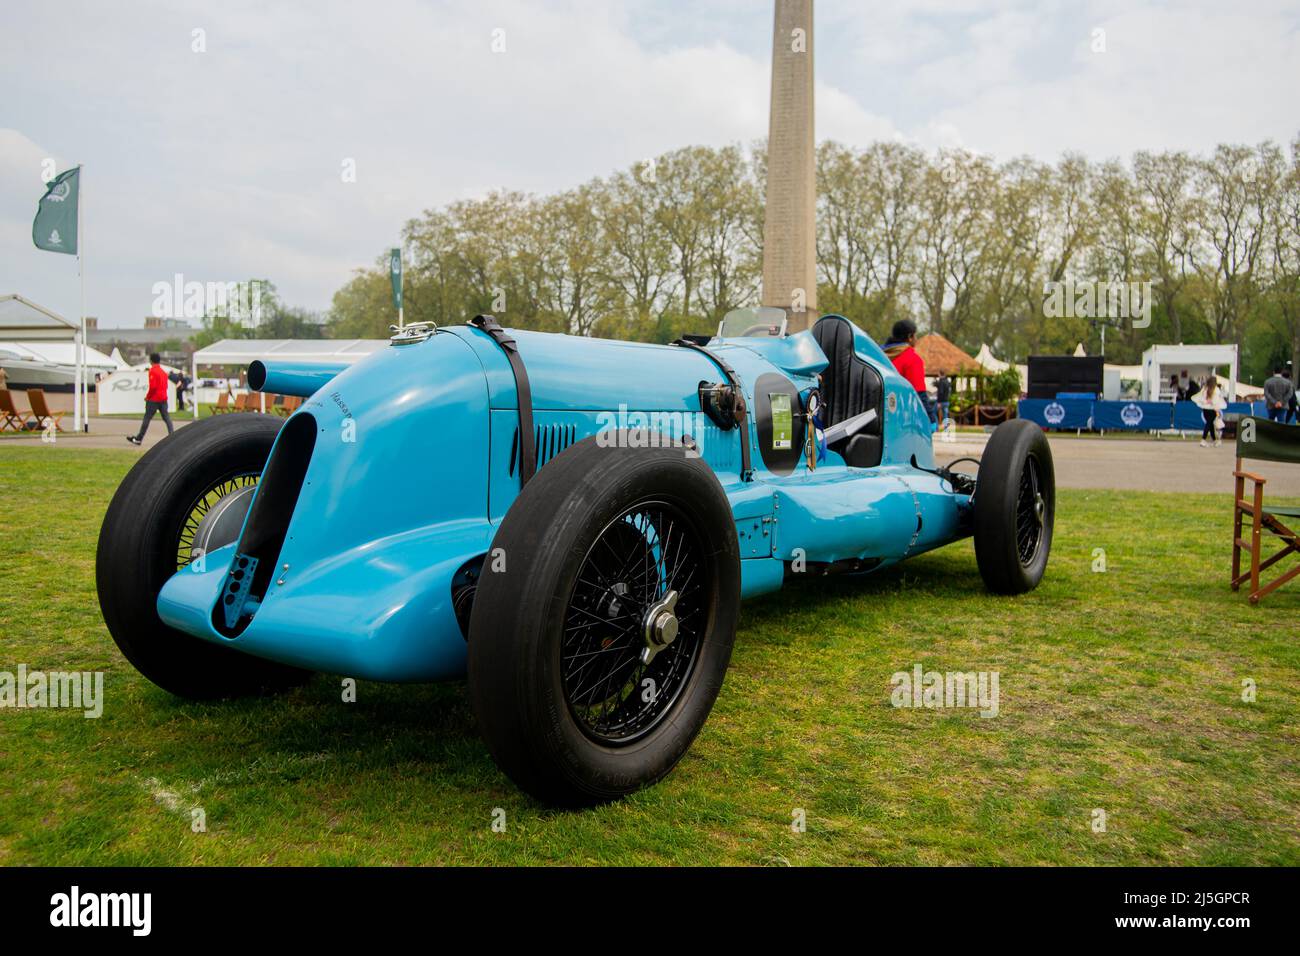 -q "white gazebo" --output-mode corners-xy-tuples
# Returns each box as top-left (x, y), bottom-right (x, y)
(191, 338), (387, 410)
(1140, 344), (1239, 402)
